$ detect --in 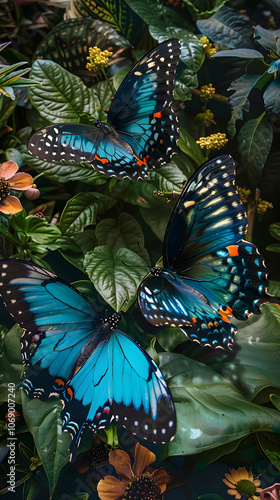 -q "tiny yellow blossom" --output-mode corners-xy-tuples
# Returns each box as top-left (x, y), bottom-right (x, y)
(237, 187), (251, 204)
(200, 83), (215, 101)
(257, 198), (273, 214)
(86, 46), (113, 71)
(196, 109), (215, 125)
(196, 132), (228, 151)
(199, 36), (217, 58)
(223, 467), (262, 500)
